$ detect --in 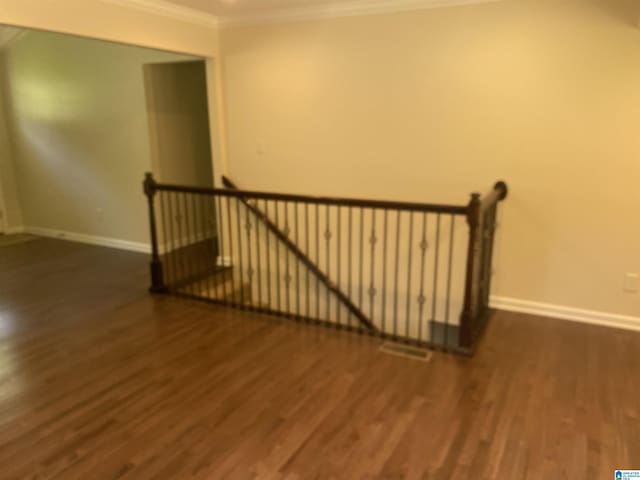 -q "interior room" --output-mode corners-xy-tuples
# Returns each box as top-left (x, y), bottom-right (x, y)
(0, 26), (214, 250)
(0, 0), (638, 478)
